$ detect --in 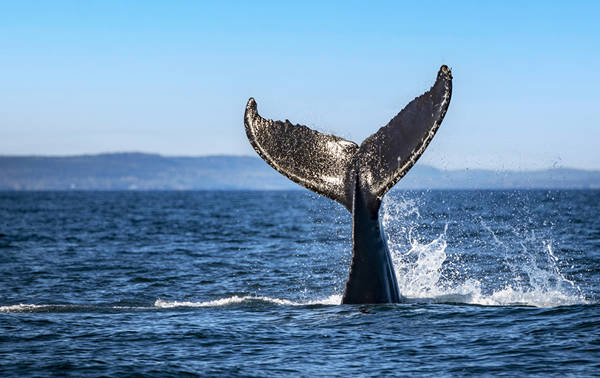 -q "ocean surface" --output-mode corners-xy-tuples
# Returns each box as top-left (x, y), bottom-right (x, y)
(0, 190), (598, 376)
